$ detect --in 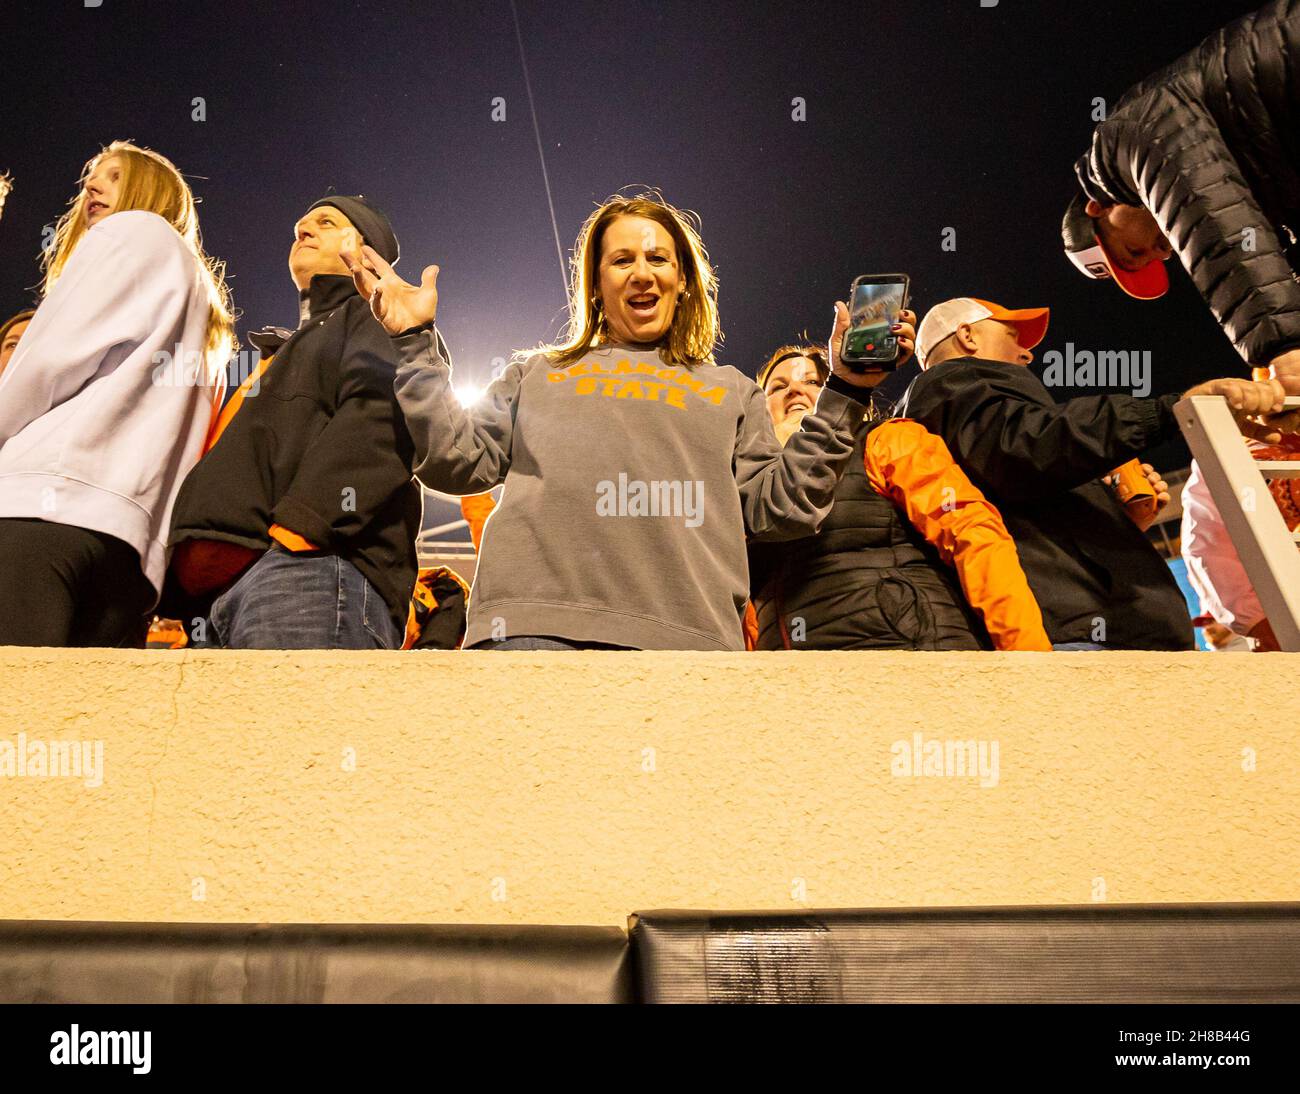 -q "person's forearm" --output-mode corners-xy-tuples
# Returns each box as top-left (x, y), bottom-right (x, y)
(823, 373), (872, 405)
(392, 327), (513, 495)
(945, 393), (1179, 503)
(948, 522), (1052, 651)
(741, 384), (866, 541)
